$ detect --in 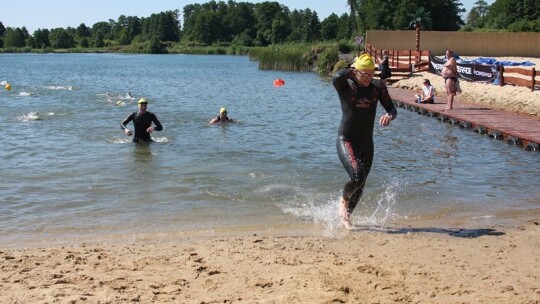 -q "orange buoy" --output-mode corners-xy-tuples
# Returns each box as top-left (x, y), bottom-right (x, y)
(273, 78), (285, 87)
